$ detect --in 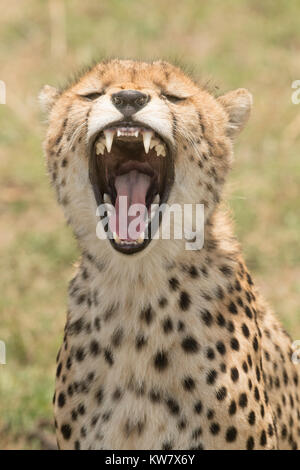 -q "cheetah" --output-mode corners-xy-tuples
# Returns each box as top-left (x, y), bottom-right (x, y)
(40, 59), (300, 450)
